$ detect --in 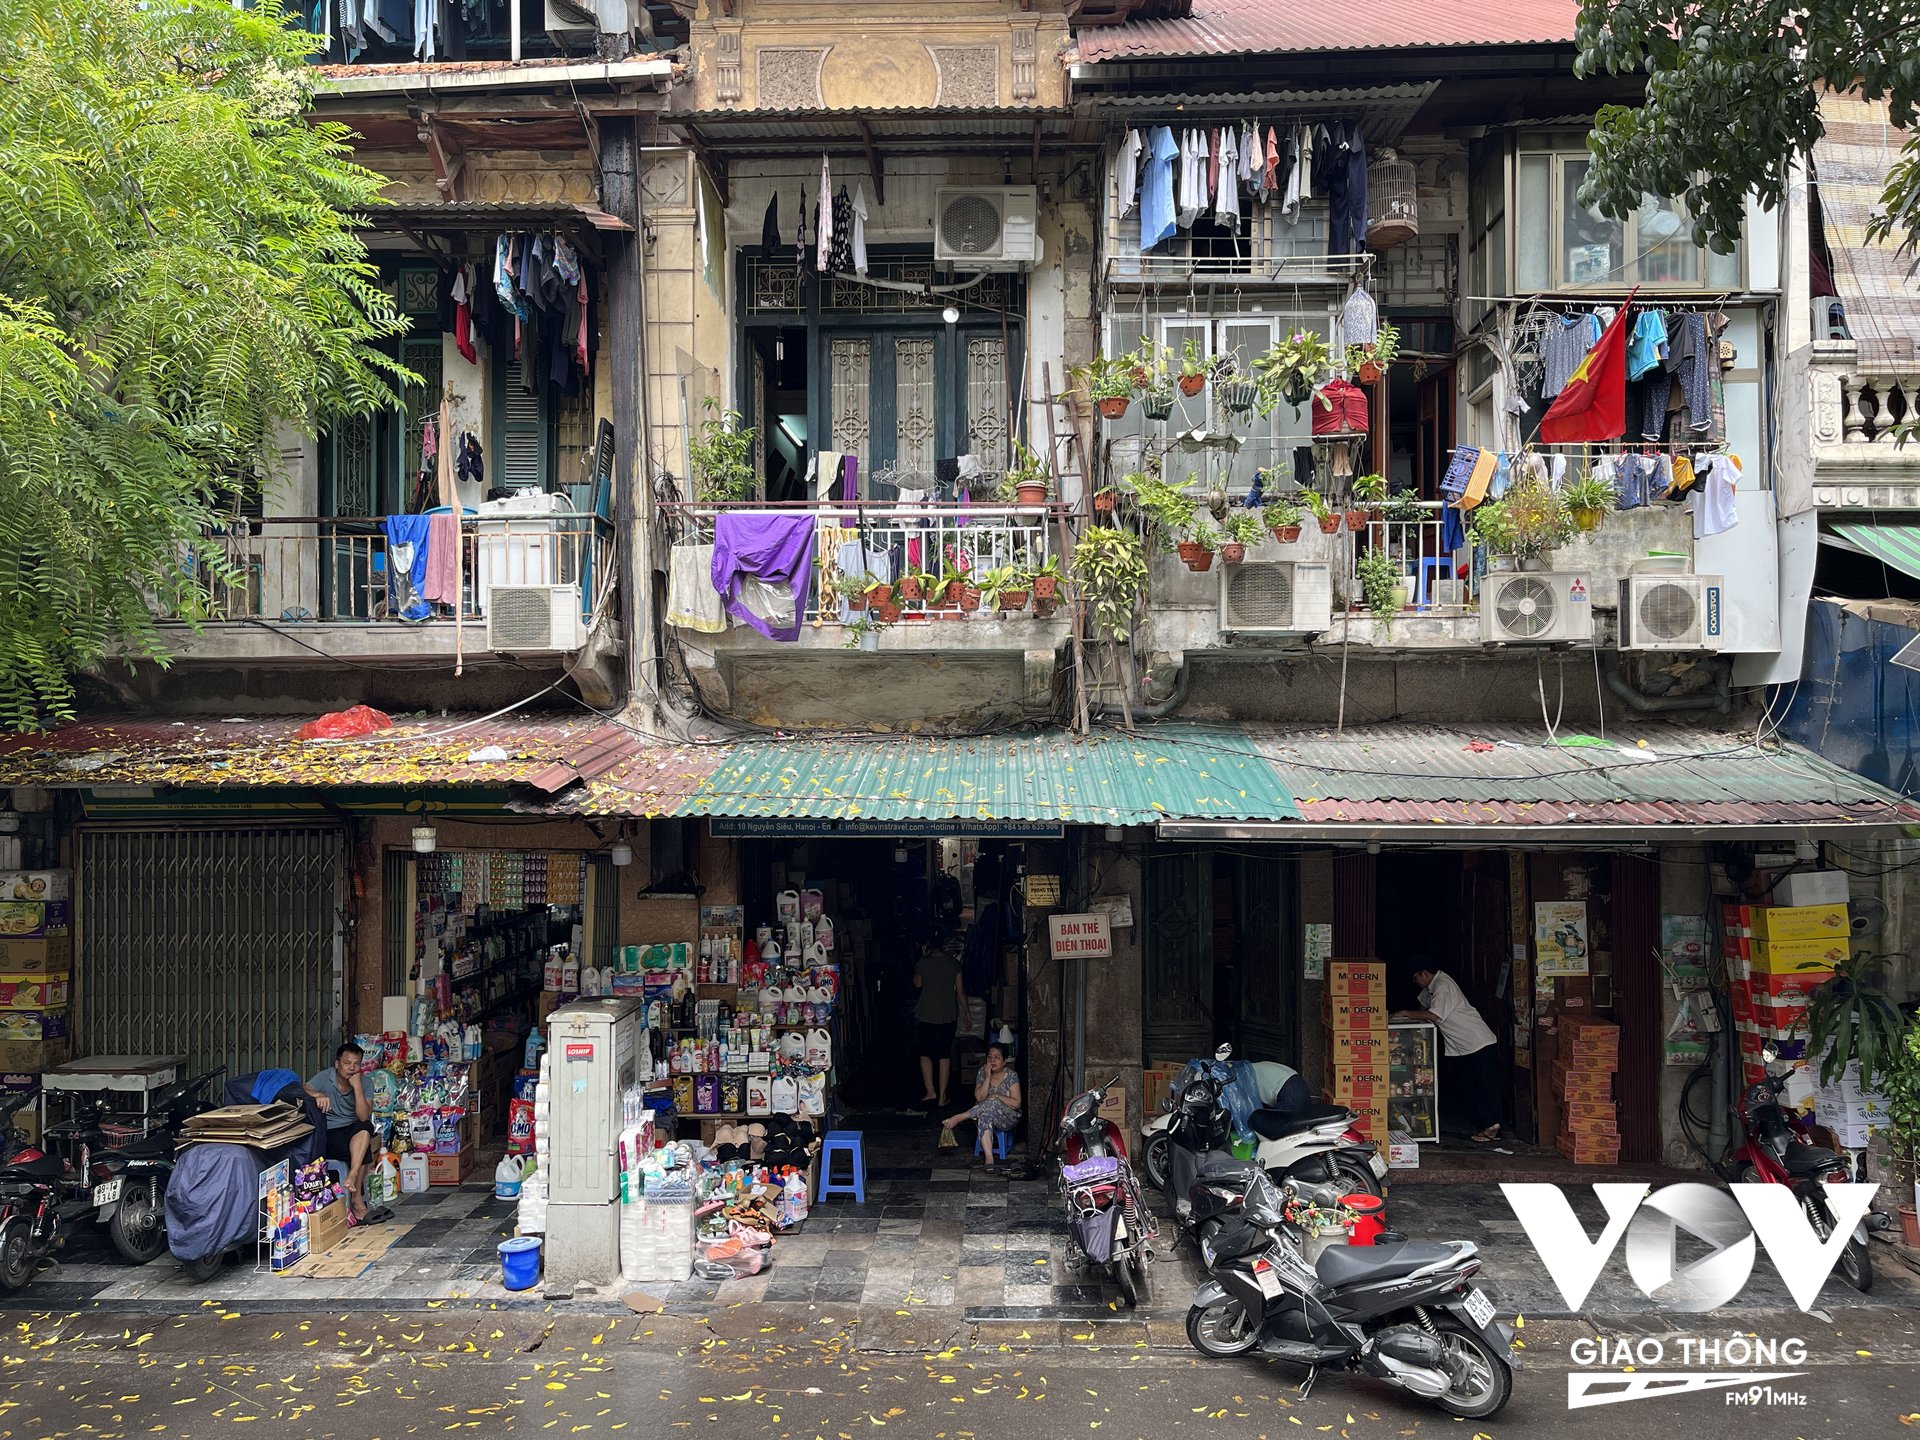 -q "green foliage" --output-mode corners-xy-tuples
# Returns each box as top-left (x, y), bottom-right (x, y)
(1355, 549), (1404, 621)
(688, 399), (757, 502)
(1351, 473), (1389, 503)
(1071, 526), (1149, 641)
(1574, 0), (1920, 255)
(1132, 473), (1199, 553)
(1880, 1015), (1920, 1185)
(1807, 959), (1909, 1090)
(1468, 477), (1573, 559)
(1564, 472), (1620, 513)
(1223, 511), (1266, 547)
(0, 0), (407, 729)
